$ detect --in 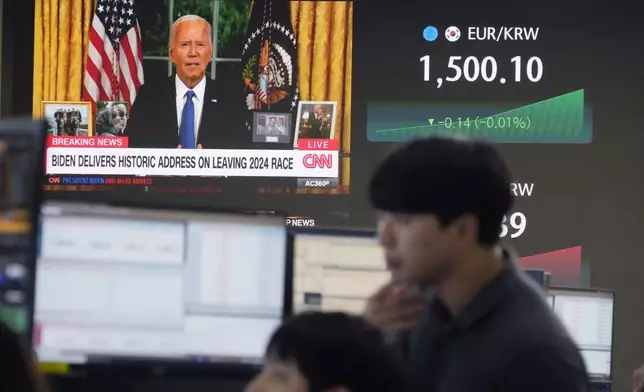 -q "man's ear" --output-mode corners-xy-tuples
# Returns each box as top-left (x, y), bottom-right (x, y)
(451, 213), (479, 243)
(168, 46), (175, 63)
